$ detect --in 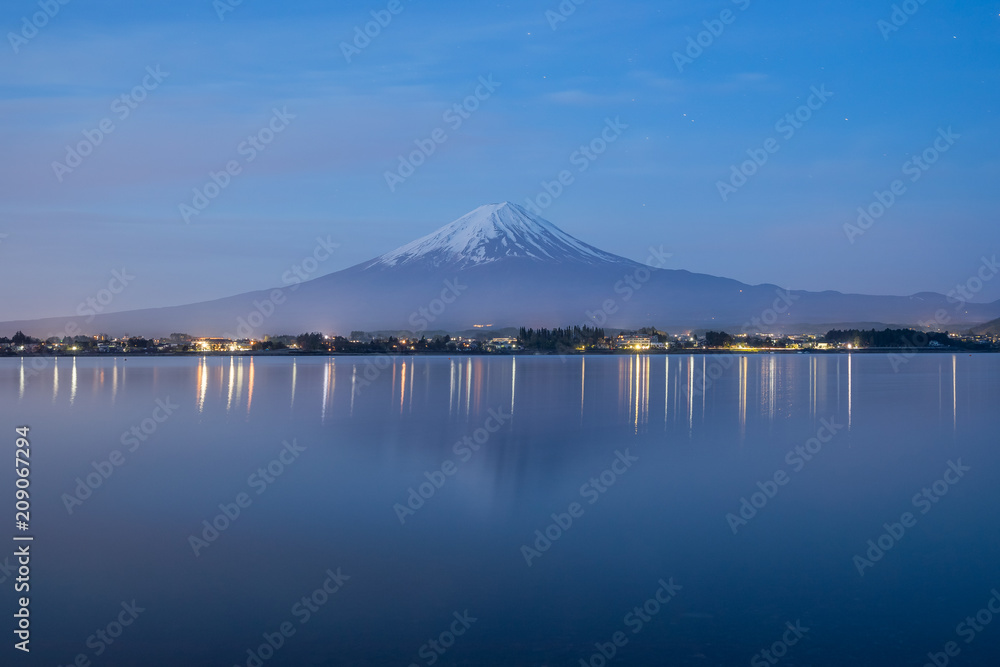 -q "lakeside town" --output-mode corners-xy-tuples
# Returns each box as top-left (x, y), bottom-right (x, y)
(2, 325), (997, 356)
